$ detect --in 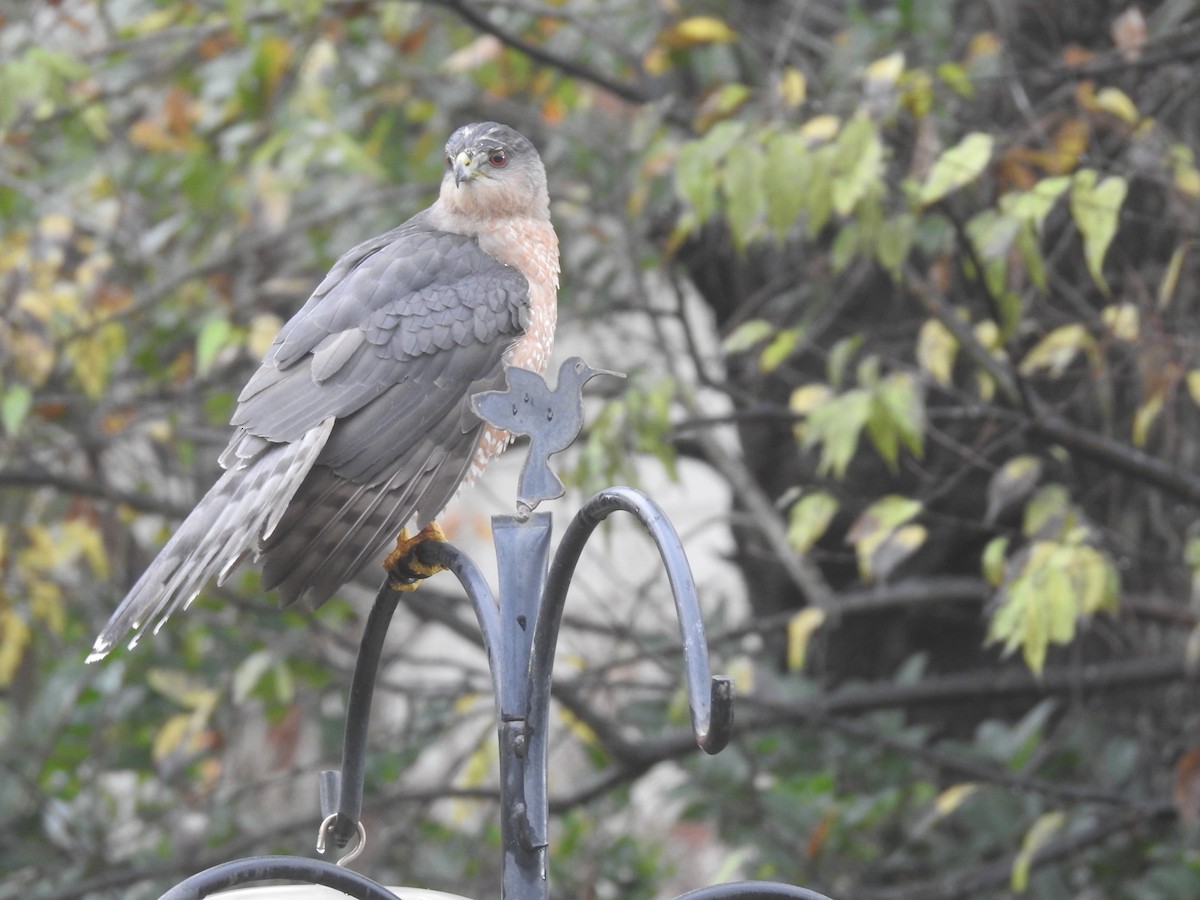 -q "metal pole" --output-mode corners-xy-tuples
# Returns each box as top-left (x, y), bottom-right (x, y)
(492, 513), (553, 900)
